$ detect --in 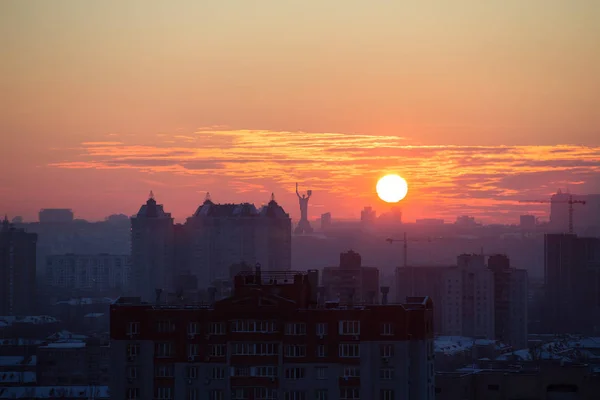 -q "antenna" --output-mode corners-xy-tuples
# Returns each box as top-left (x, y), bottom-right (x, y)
(205, 192), (212, 202)
(149, 190), (155, 200)
(271, 192), (275, 202)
